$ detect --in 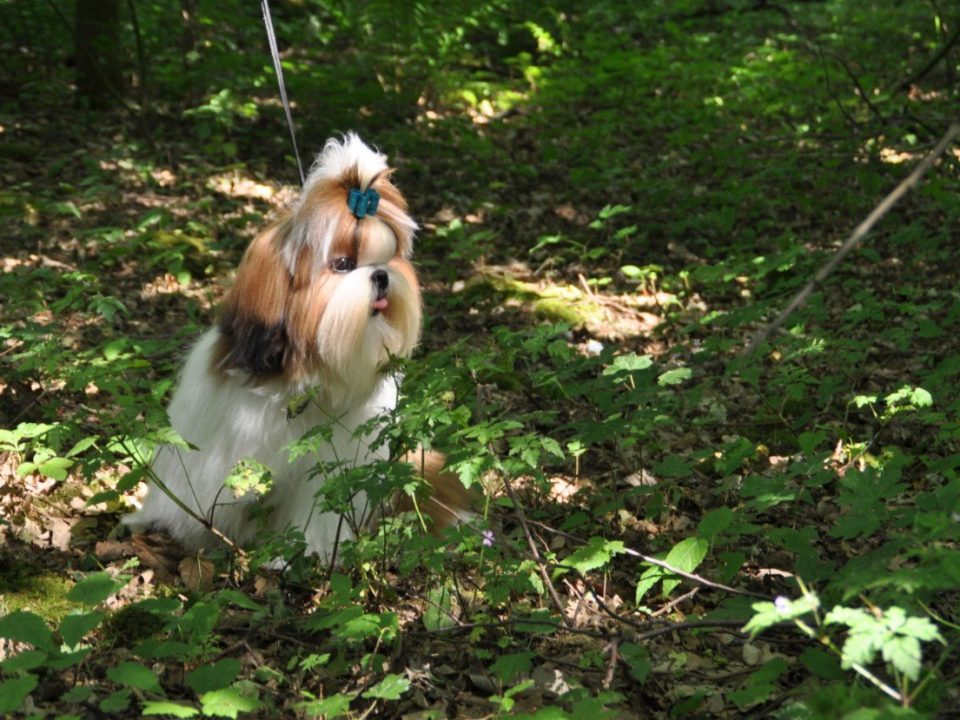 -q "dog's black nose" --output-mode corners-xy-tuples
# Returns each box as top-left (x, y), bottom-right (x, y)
(371, 269), (389, 293)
